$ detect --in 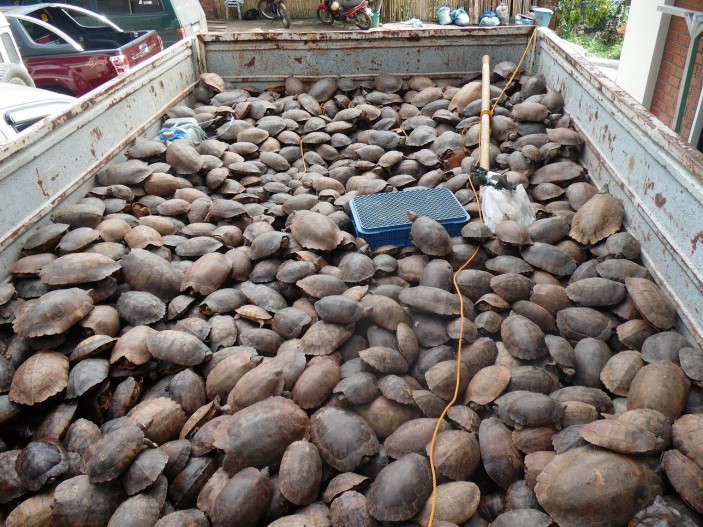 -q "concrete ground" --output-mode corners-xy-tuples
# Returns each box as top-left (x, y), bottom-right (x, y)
(206, 18), (620, 82)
